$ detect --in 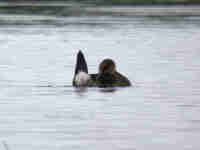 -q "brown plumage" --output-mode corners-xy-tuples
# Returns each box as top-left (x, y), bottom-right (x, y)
(97, 59), (131, 87)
